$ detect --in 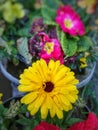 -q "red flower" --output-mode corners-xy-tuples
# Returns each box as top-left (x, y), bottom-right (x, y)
(34, 121), (61, 130)
(67, 112), (98, 130)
